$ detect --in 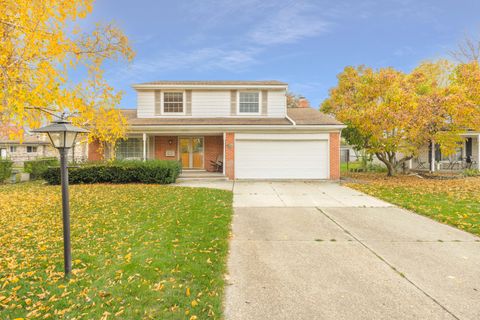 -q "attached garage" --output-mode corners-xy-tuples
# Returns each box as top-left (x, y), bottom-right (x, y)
(235, 133), (329, 179)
